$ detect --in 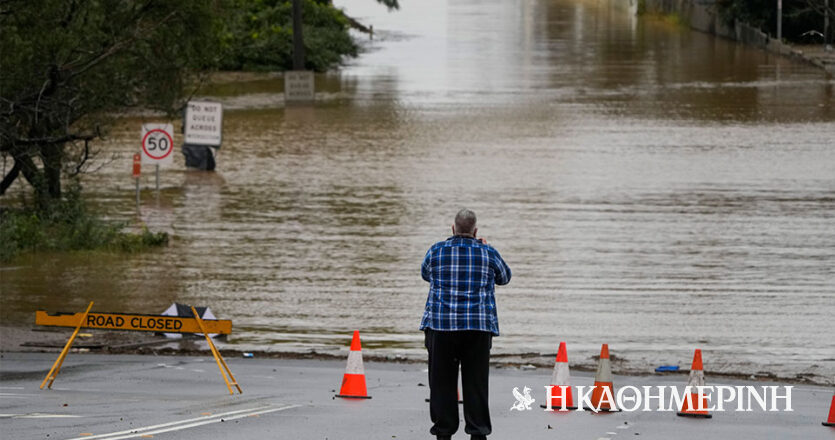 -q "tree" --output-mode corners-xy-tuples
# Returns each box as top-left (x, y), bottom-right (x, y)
(0, 0), (221, 206)
(716, 0), (833, 42)
(219, 0), (359, 72)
